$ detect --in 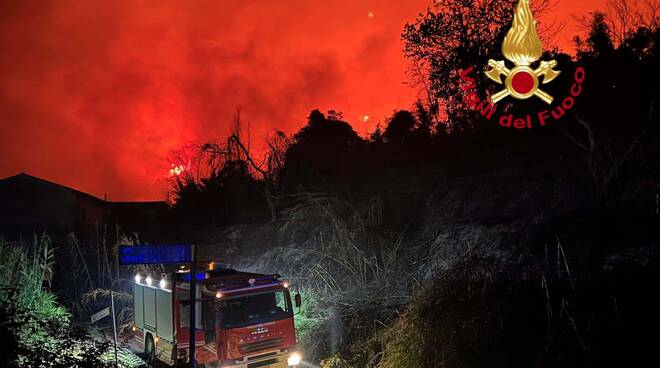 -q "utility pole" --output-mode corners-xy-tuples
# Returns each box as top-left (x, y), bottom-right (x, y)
(189, 244), (197, 368)
(110, 290), (118, 368)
